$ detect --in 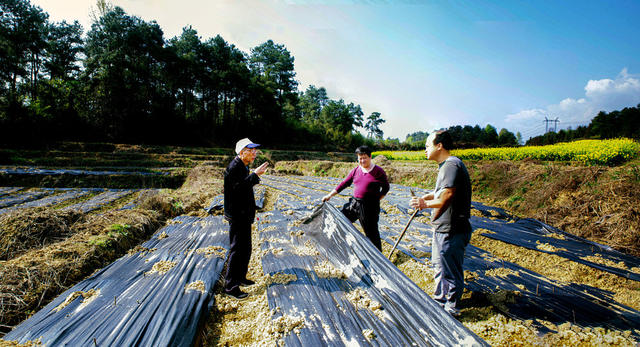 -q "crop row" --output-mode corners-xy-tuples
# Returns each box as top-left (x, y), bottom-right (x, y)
(373, 138), (640, 165)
